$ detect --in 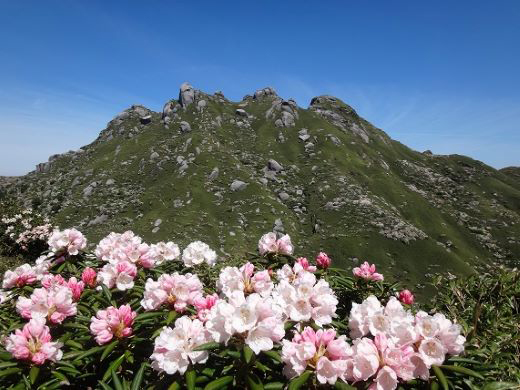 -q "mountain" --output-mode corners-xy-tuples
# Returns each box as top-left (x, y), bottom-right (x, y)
(2, 83), (519, 291)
